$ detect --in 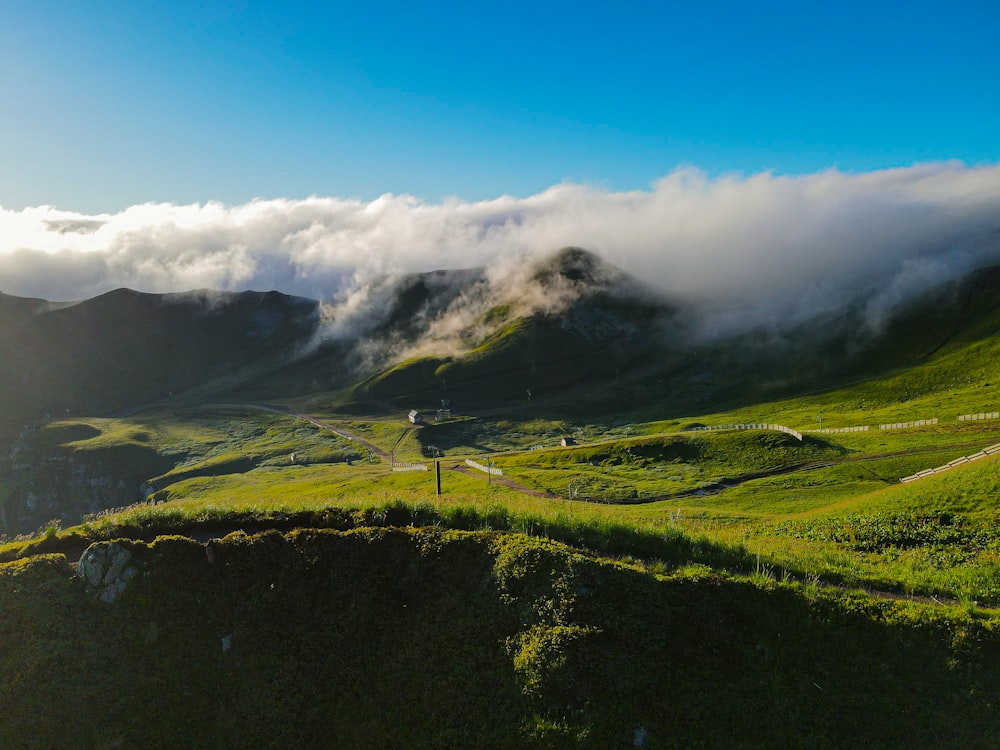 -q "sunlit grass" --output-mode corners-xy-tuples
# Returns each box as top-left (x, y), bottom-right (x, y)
(10, 336), (1000, 609)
